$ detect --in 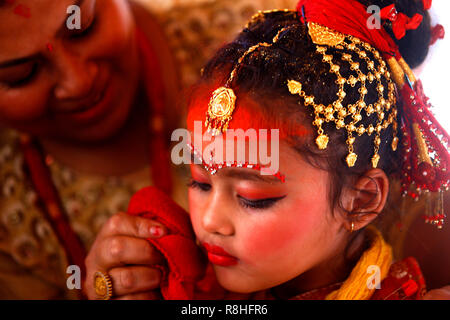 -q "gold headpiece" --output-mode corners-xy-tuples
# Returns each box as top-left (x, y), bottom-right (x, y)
(205, 11), (293, 136)
(205, 18), (398, 169)
(287, 22), (398, 168)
